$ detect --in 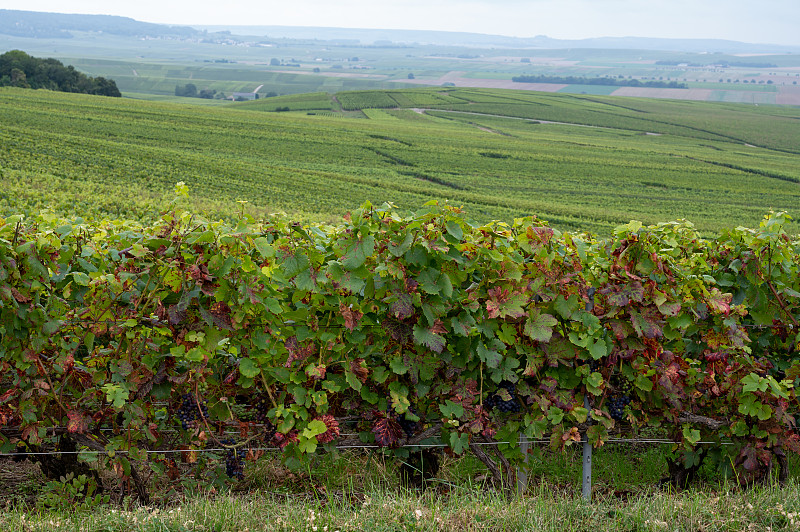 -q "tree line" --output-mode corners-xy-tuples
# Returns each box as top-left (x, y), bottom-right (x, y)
(0, 50), (121, 96)
(511, 74), (687, 89)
